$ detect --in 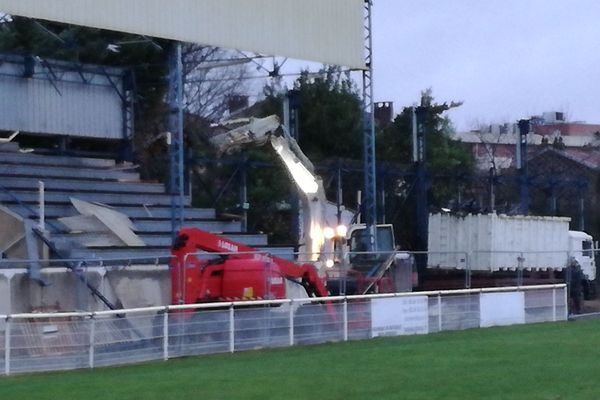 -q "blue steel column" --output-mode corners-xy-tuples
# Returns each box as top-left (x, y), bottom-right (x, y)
(121, 69), (135, 162)
(362, 0), (378, 249)
(169, 42), (185, 240)
(413, 106), (428, 284)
